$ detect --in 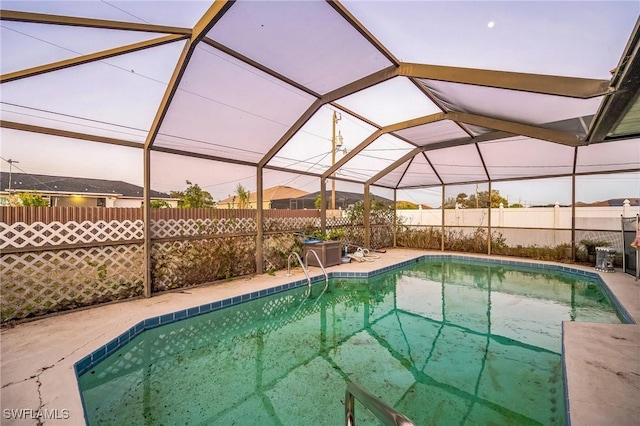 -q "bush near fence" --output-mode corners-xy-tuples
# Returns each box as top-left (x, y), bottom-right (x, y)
(0, 207), (364, 322)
